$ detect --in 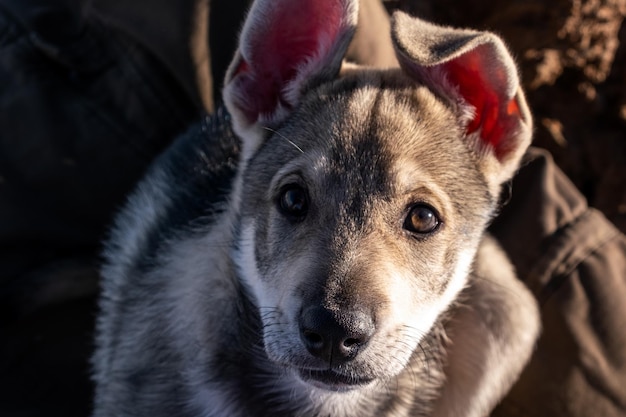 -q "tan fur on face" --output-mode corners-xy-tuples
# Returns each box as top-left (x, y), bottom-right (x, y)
(238, 69), (499, 385)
